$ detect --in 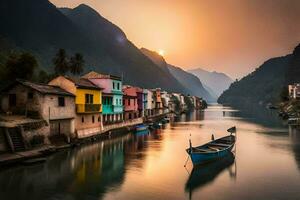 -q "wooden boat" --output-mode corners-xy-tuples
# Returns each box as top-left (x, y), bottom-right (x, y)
(186, 127), (236, 166)
(135, 124), (148, 132)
